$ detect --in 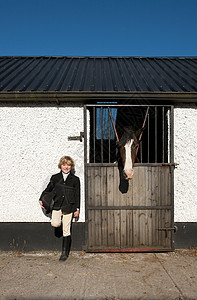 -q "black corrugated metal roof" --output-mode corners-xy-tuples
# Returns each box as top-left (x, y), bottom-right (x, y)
(0, 56), (197, 93)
